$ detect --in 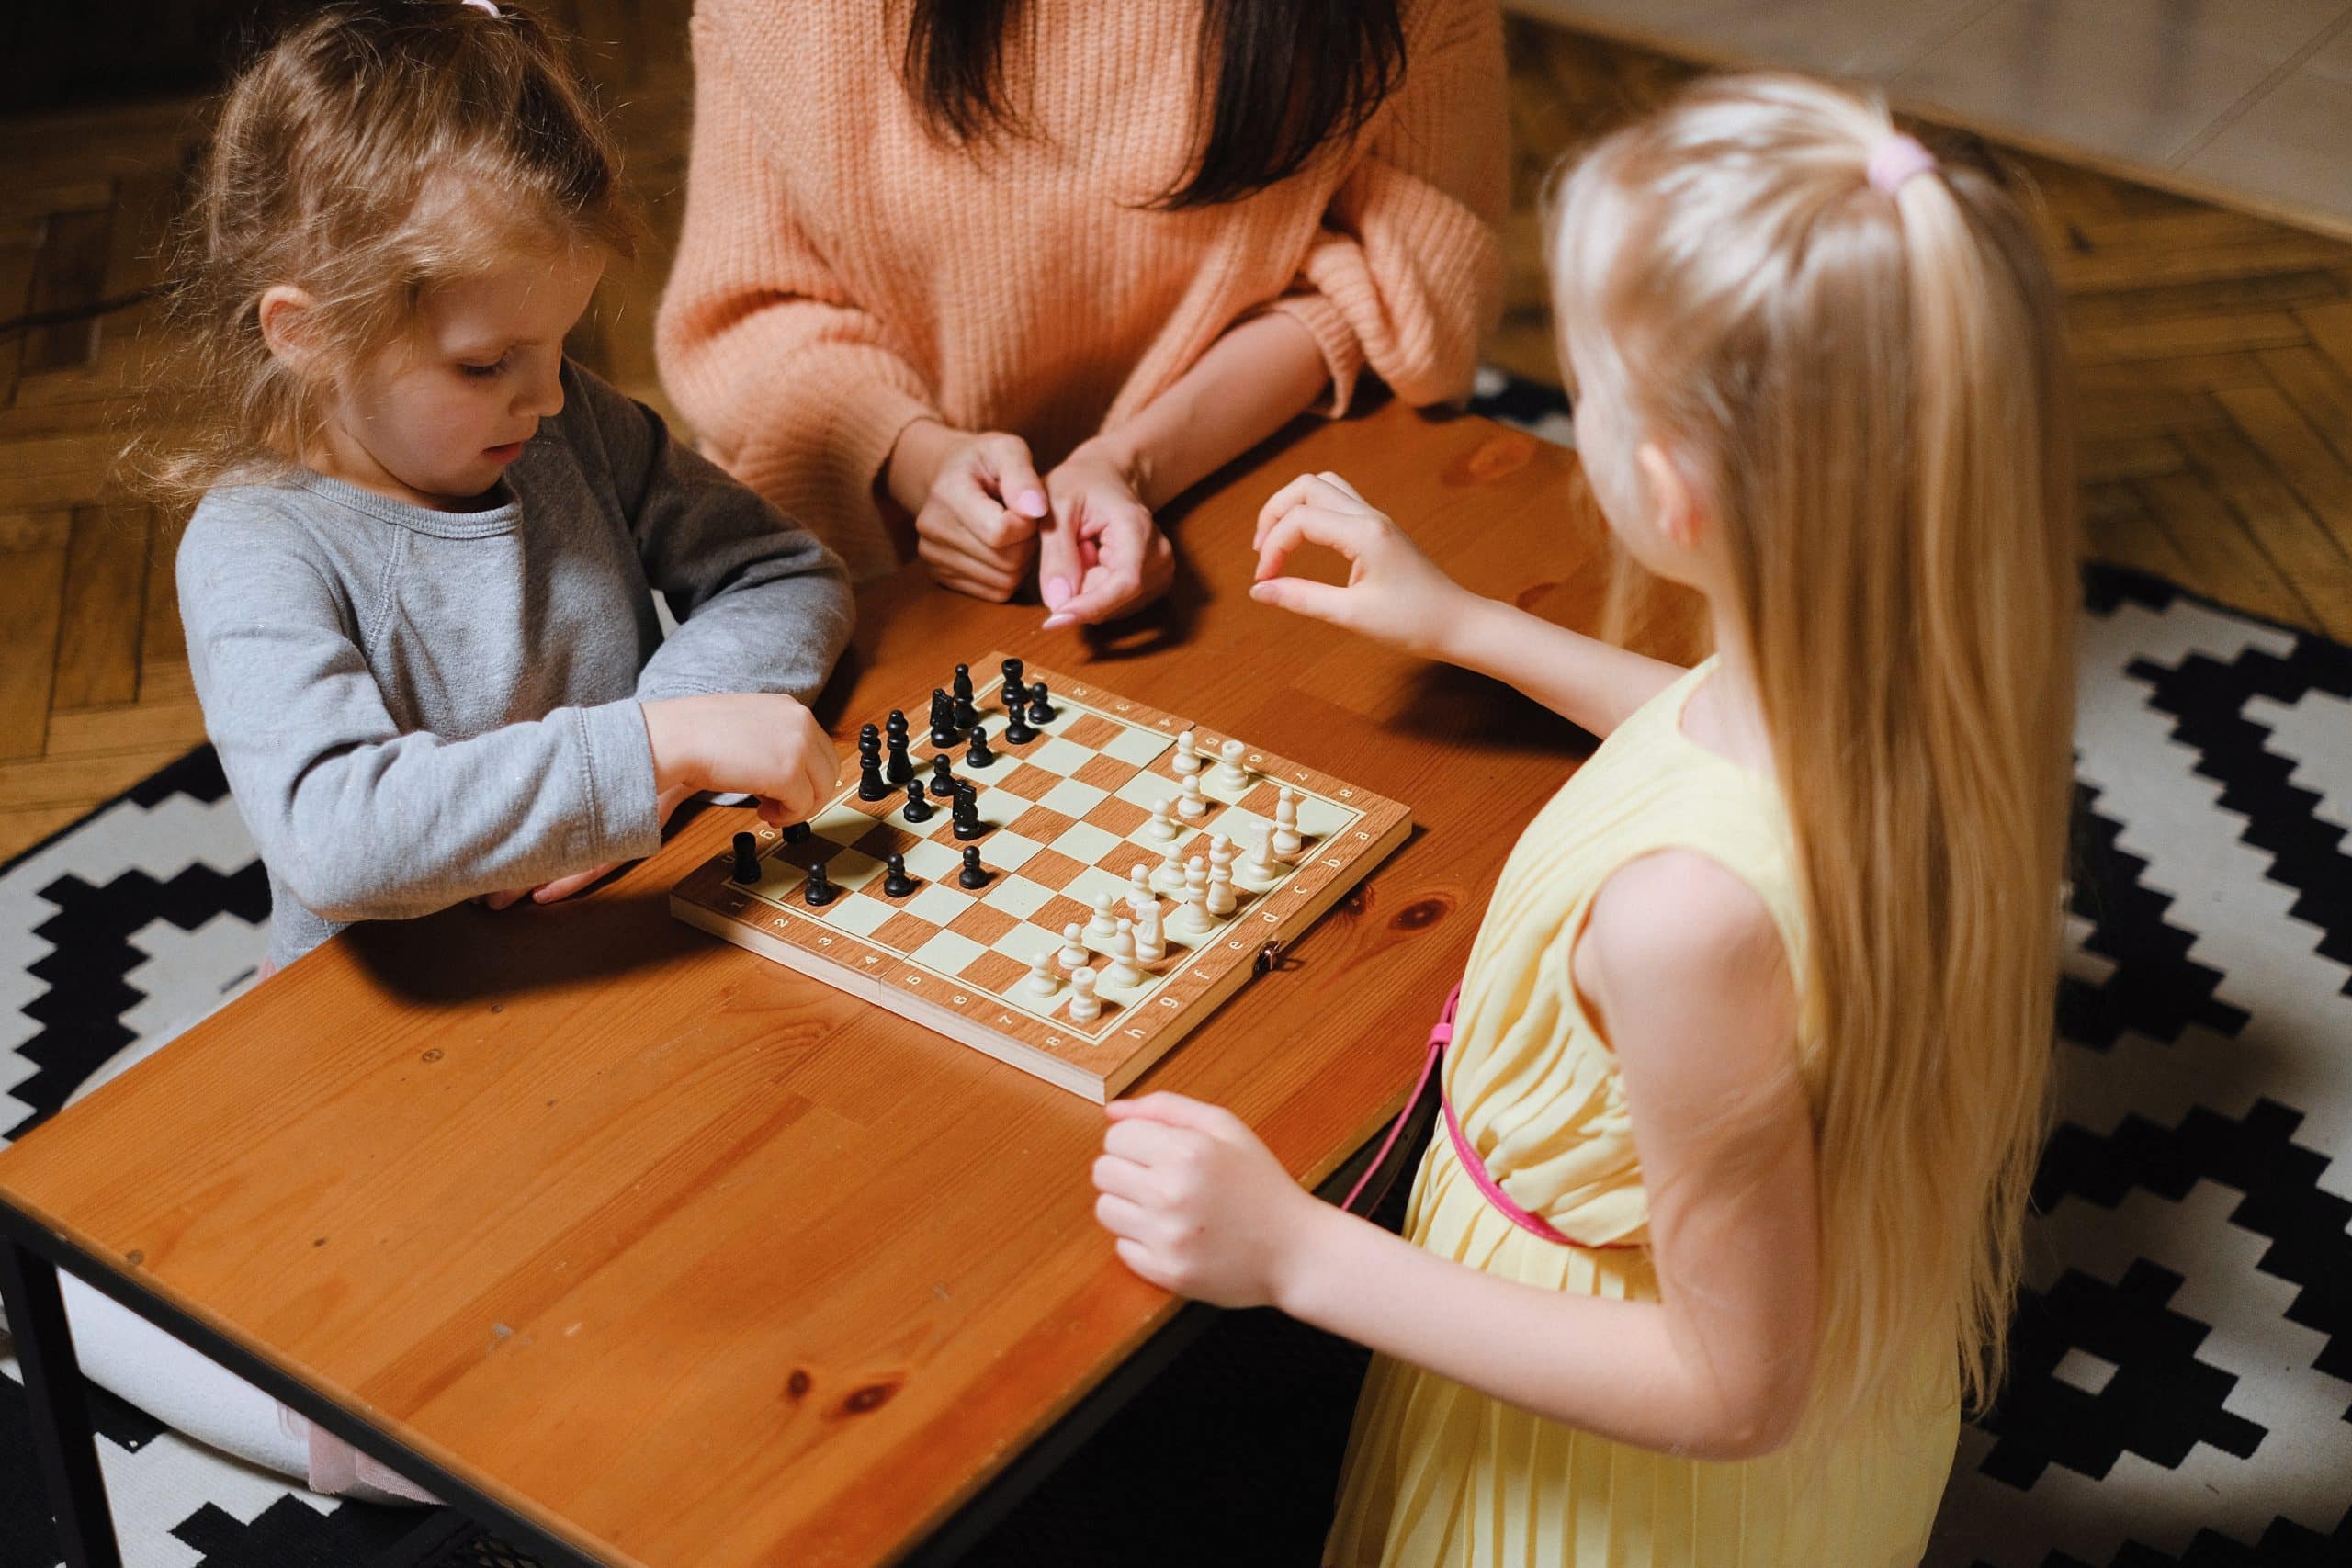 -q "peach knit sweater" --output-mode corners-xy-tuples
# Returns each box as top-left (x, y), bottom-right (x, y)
(655, 0), (1507, 581)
